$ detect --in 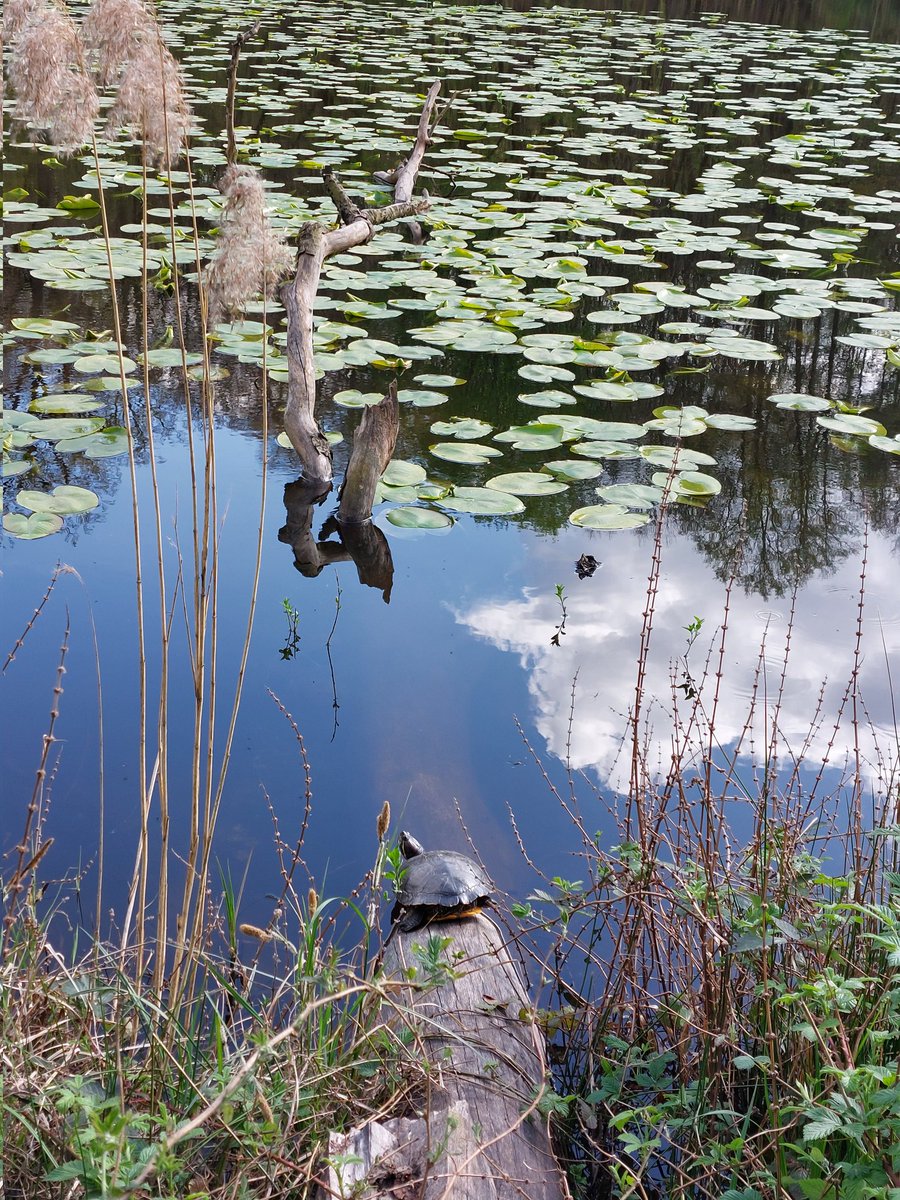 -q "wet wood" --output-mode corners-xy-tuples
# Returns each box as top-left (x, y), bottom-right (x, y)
(280, 86), (439, 485)
(325, 915), (568, 1200)
(337, 382), (400, 526)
